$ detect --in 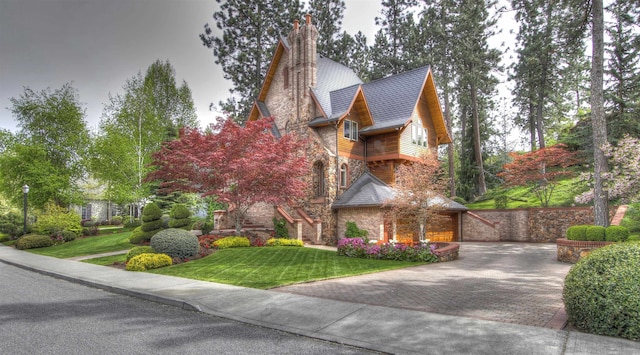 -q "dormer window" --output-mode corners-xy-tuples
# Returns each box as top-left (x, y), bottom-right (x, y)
(343, 119), (358, 141)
